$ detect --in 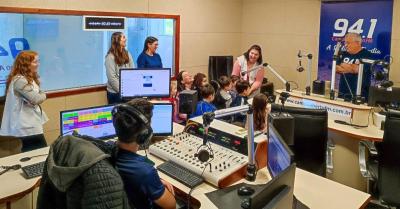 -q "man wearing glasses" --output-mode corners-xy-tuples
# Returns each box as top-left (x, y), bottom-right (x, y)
(336, 32), (372, 101)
